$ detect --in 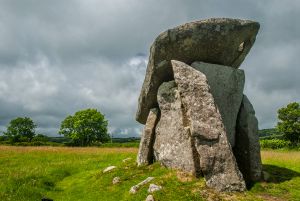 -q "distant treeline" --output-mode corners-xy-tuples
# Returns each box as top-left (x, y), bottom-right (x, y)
(47, 136), (140, 143)
(258, 128), (299, 150)
(258, 128), (283, 140)
(0, 135), (140, 147)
